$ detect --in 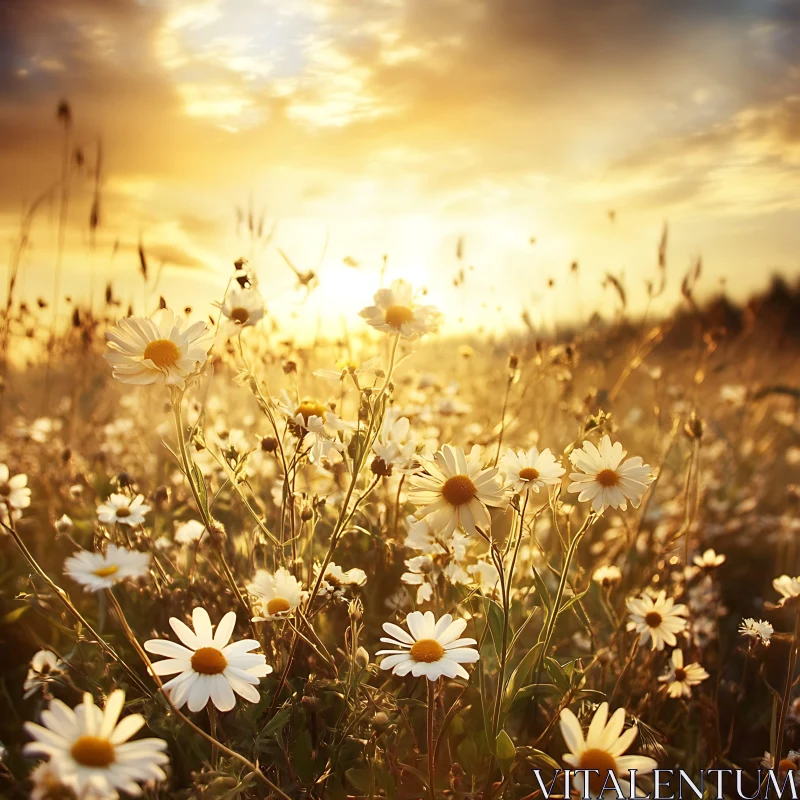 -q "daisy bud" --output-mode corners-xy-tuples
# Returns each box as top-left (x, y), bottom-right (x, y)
(349, 599), (363, 621)
(60, 447), (71, 464)
(260, 436), (279, 453)
(684, 412), (704, 441)
(207, 518), (227, 546)
(355, 647), (370, 669)
(301, 506), (314, 522)
(370, 456), (392, 478)
(152, 485), (169, 505)
(54, 514), (73, 534)
(508, 353), (519, 370)
(115, 471), (133, 489)
(282, 360), (297, 375)
(301, 695), (321, 712)
(370, 712), (390, 730)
